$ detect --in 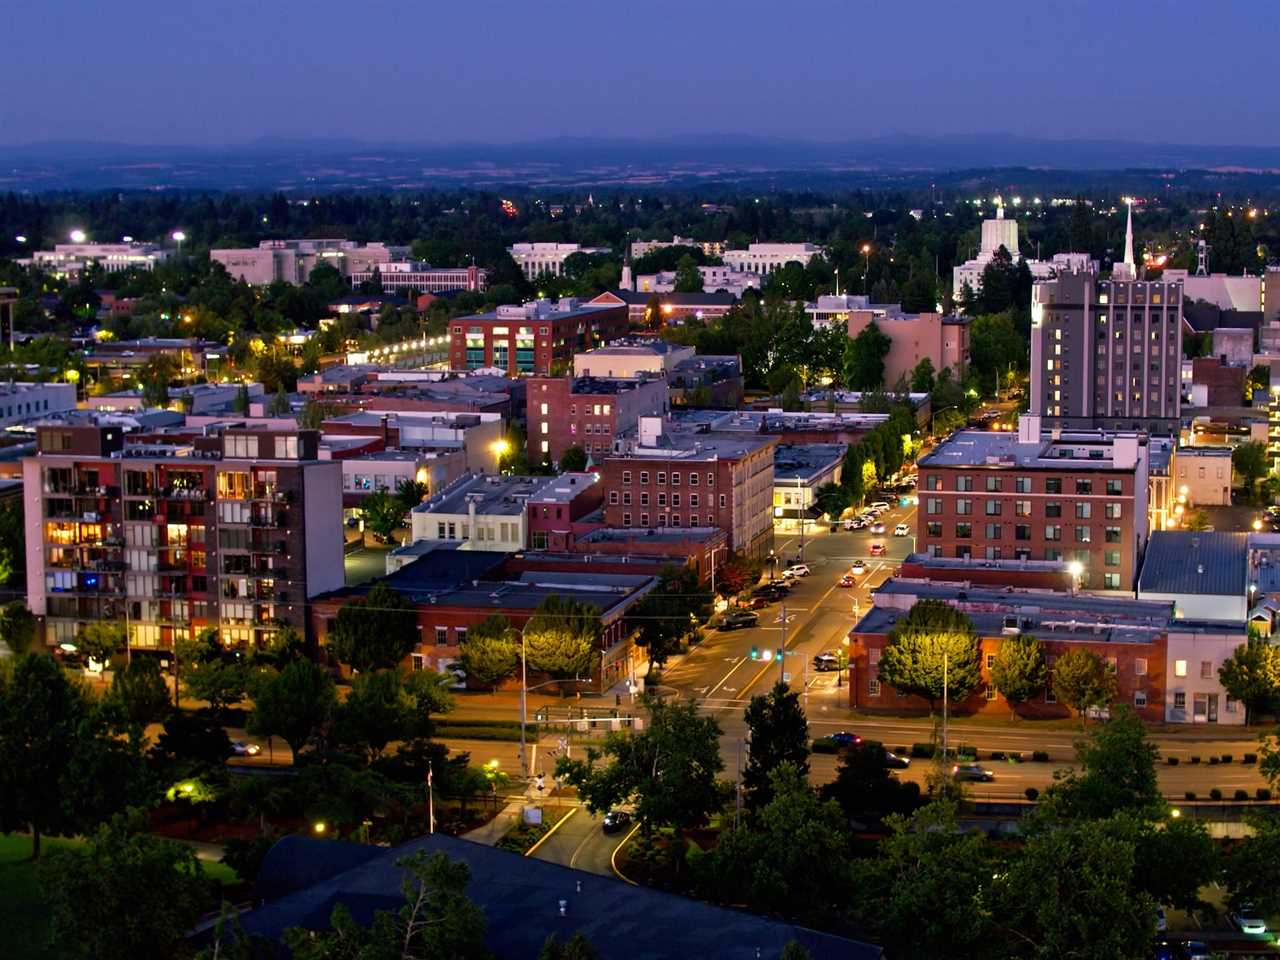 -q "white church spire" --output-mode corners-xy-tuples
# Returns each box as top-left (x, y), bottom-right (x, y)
(1113, 198), (1137, 281)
